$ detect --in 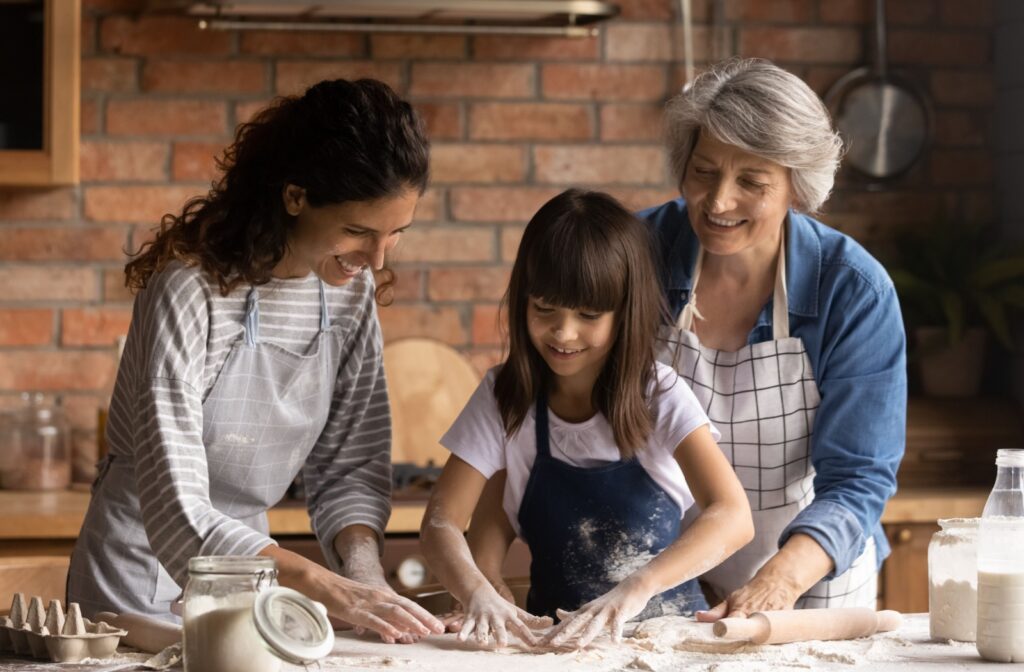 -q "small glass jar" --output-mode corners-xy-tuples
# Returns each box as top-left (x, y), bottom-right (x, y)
(183, 556), (334, 672)
(0, 393), (71, 491)
(928, 518), (979, 641)
(183, 556), (282, 672)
